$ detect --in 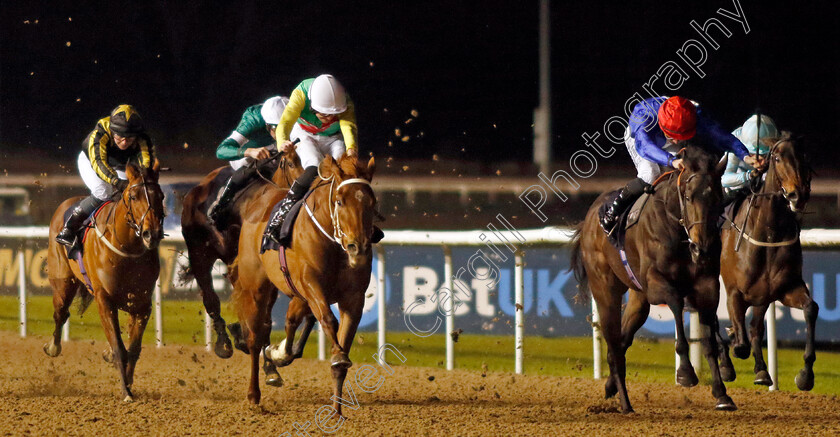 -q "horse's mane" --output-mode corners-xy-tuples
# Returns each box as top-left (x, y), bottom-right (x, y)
(679, 143), (717, 175)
